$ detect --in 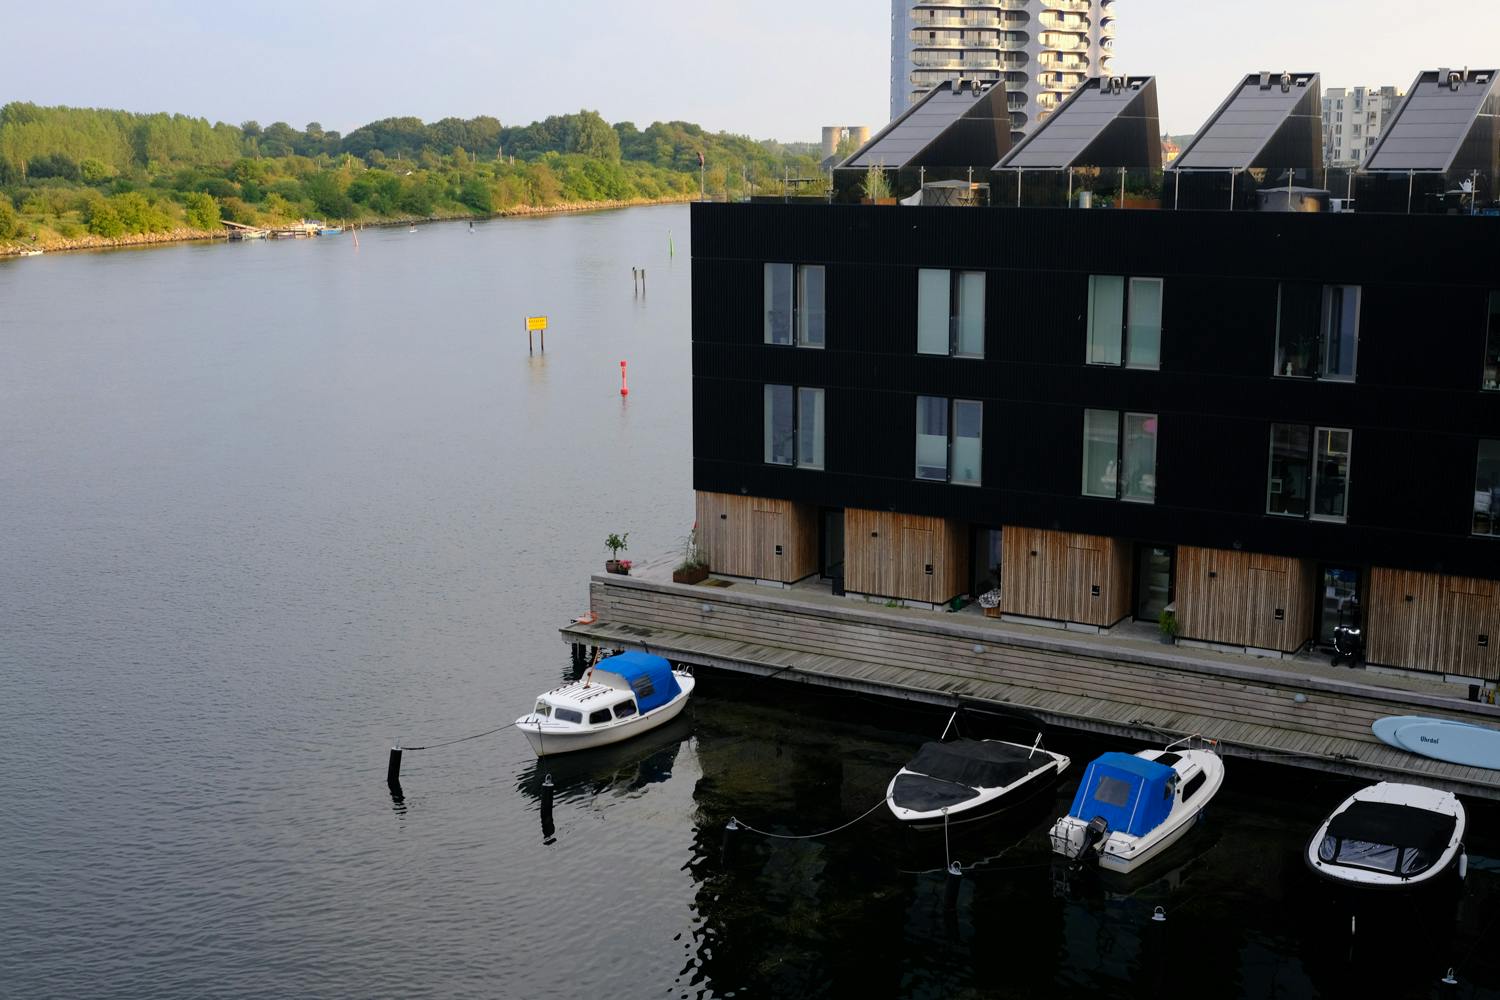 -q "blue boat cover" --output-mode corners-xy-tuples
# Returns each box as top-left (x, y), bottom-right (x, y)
(1066, 752), (1175, 837)
(597, 651), (681, 714)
